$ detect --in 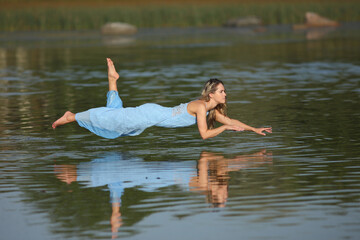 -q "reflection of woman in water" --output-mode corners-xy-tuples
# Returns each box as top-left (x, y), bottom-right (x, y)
(55, 150), (272, 238)
(189, 151), (272, 208)
(52, 58), (271, 139)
